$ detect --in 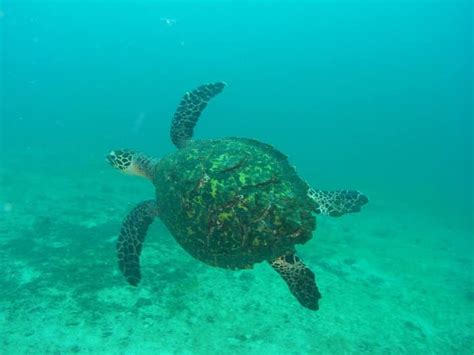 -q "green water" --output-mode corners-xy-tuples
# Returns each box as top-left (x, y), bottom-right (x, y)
(1, 1), (472, 354)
